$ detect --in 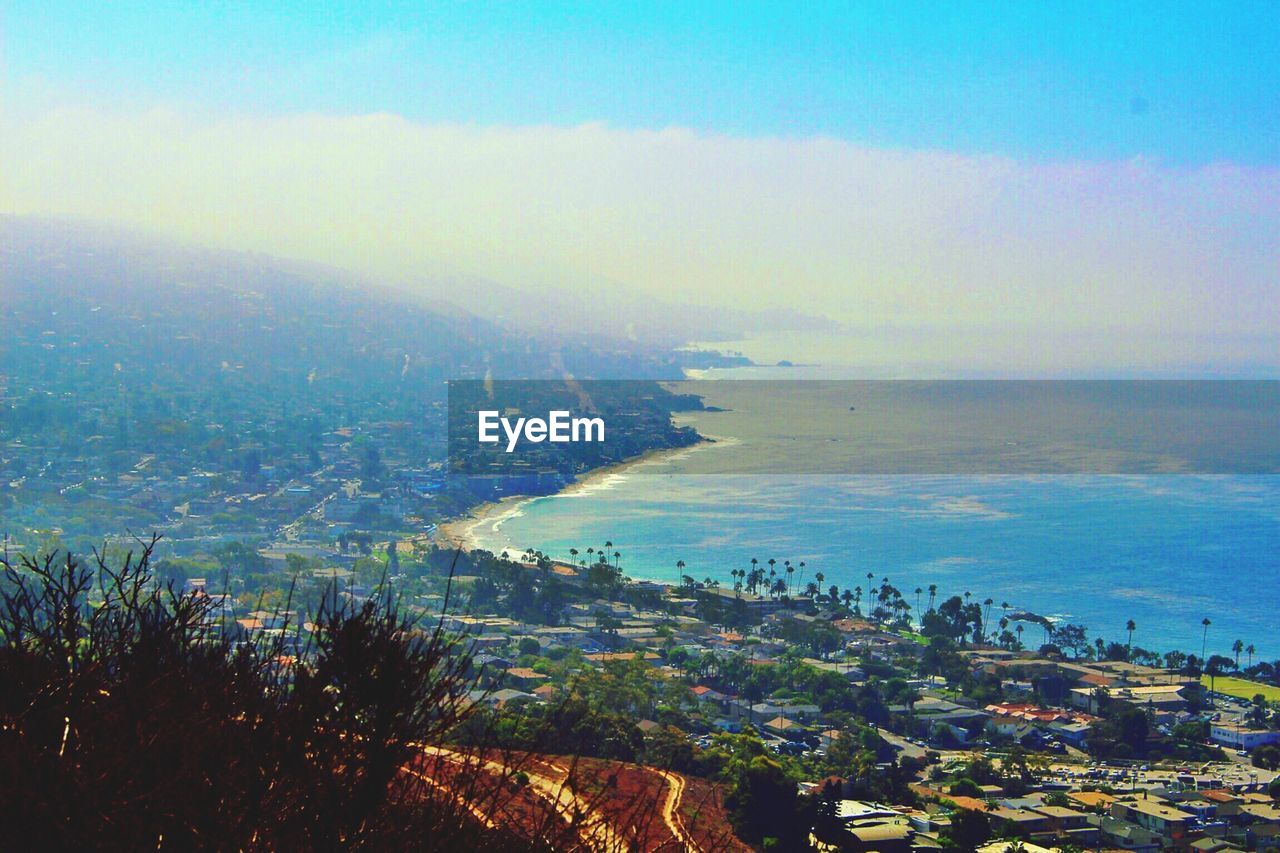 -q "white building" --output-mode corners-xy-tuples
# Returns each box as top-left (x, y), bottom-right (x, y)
(1210, 722), (1280, 750)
